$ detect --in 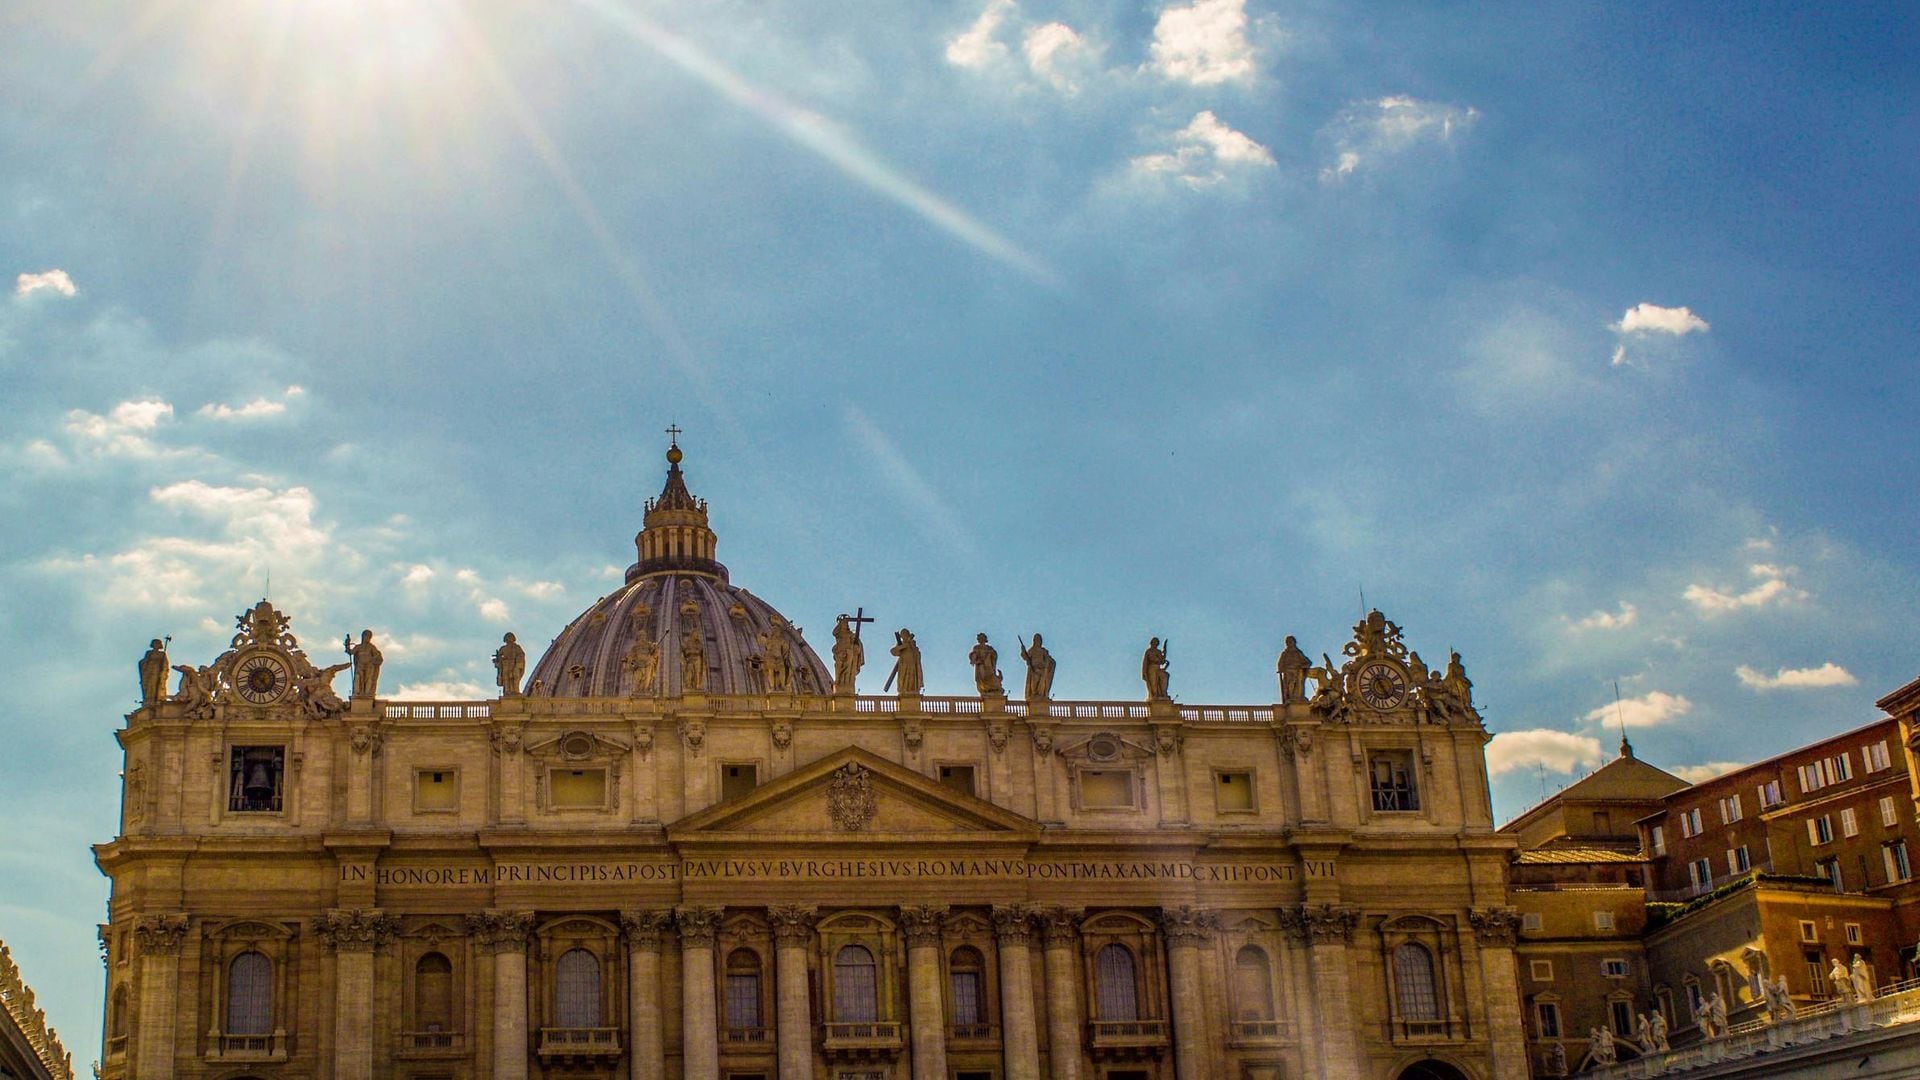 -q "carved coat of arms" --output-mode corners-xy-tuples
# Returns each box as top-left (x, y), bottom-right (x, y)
(827, 762), (878, 832)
